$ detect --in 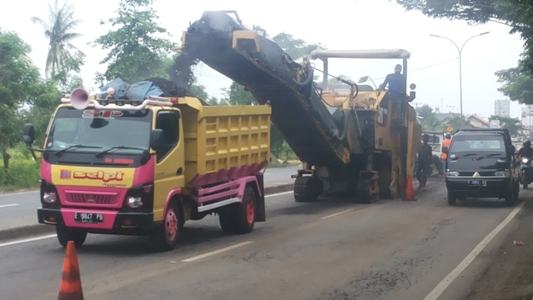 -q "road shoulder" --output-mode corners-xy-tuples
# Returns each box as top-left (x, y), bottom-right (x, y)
(465, 198), (533, 300)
